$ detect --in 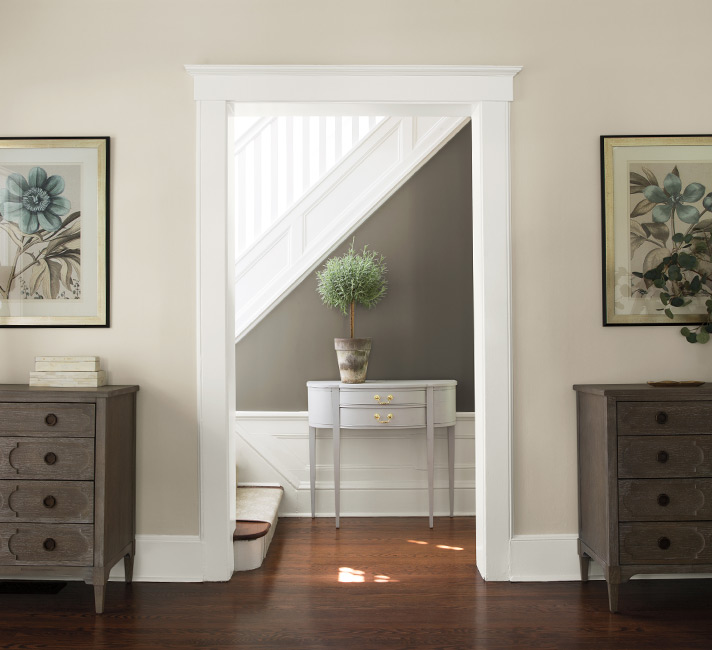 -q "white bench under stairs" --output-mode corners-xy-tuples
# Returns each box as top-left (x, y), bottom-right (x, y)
(233, 485), (283, 571)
